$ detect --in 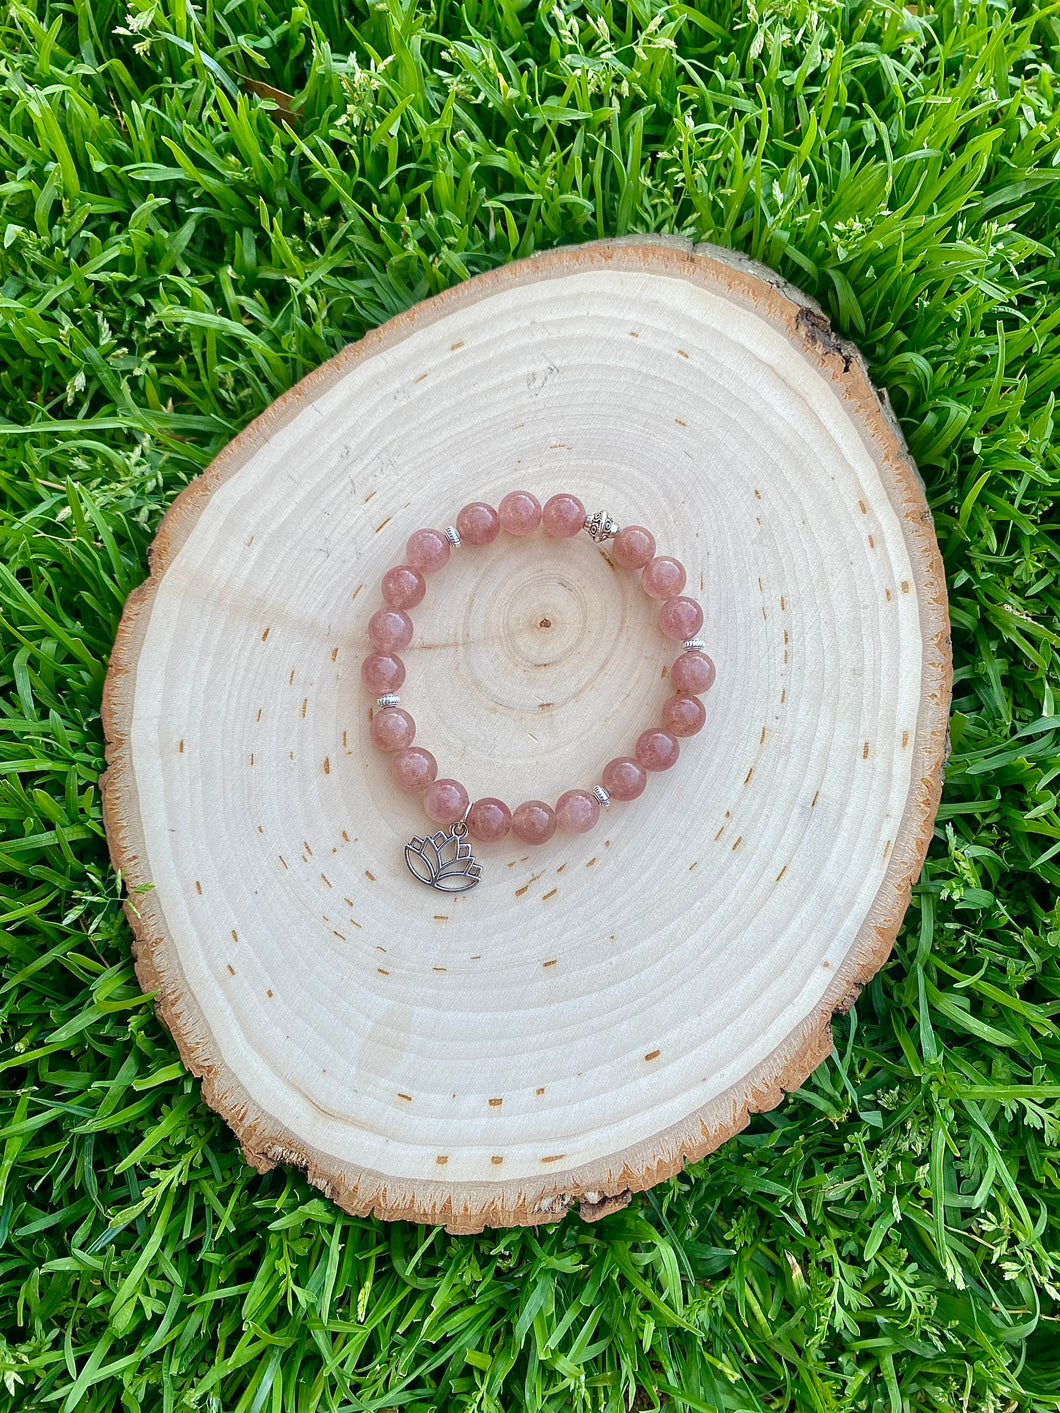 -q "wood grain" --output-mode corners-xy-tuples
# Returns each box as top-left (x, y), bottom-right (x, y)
(101, 235), (952, 1232)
